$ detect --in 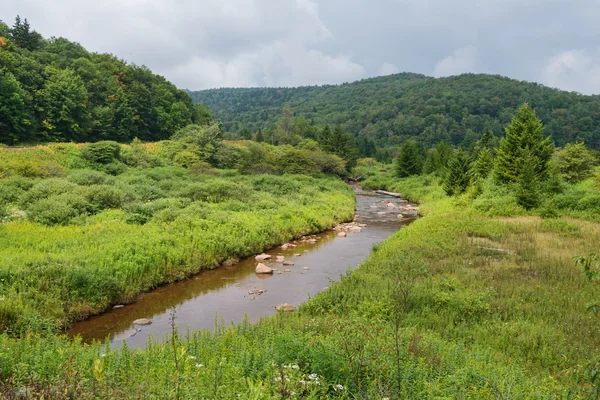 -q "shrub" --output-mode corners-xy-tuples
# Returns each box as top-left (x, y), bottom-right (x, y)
(20, 179), (78, 206)
(27, 194), (91, 225)
(81, 185), (124, 211)
(81, 141), (122, 164)
(67, 169), (112, 186)
(178, 180), (251, 202)
(554, 142), (596, 183)
(100, 161), (127, 176)
(0, 176), (35, 204)
(252, 175), (303, 196)
(173, 150), (201, 168)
